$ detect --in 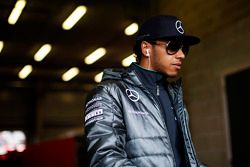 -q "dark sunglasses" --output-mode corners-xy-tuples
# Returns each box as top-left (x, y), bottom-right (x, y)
(149, 40), (189, 55)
